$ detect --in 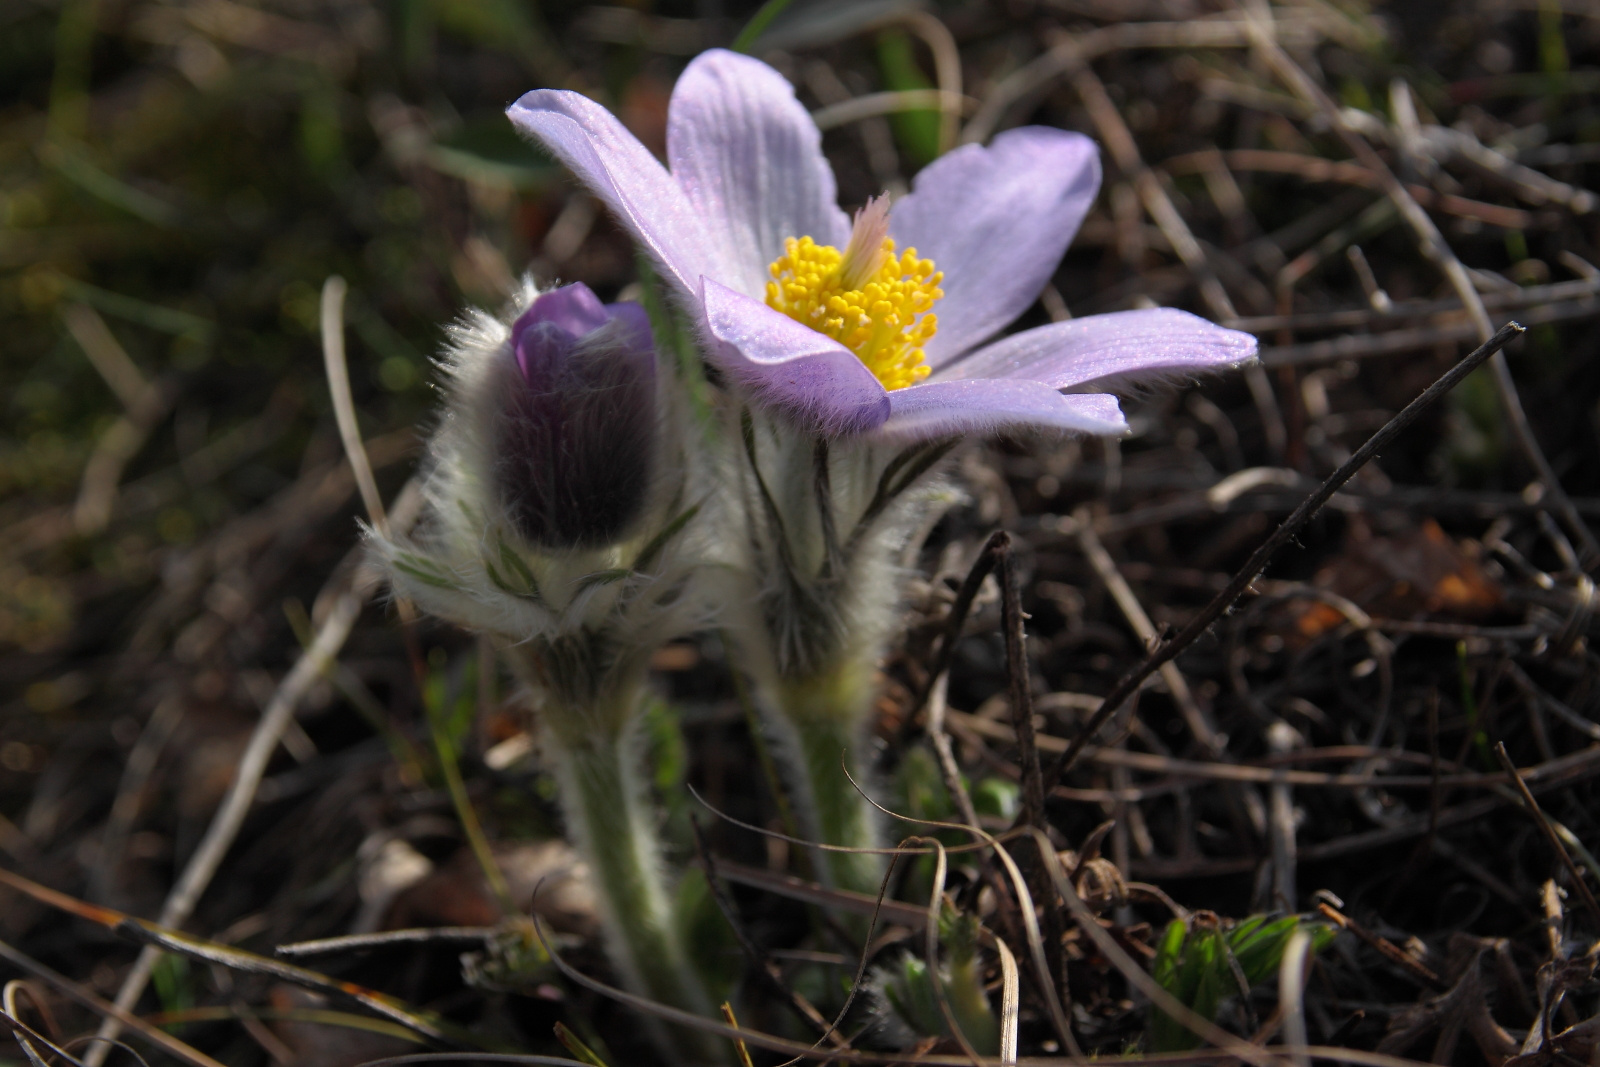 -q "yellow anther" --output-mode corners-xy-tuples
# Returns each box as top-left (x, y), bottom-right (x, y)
(763, 227), (944, 392)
